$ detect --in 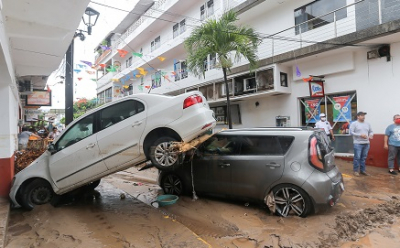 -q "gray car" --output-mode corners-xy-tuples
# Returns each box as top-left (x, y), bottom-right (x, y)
(159, 128), (344, 217)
